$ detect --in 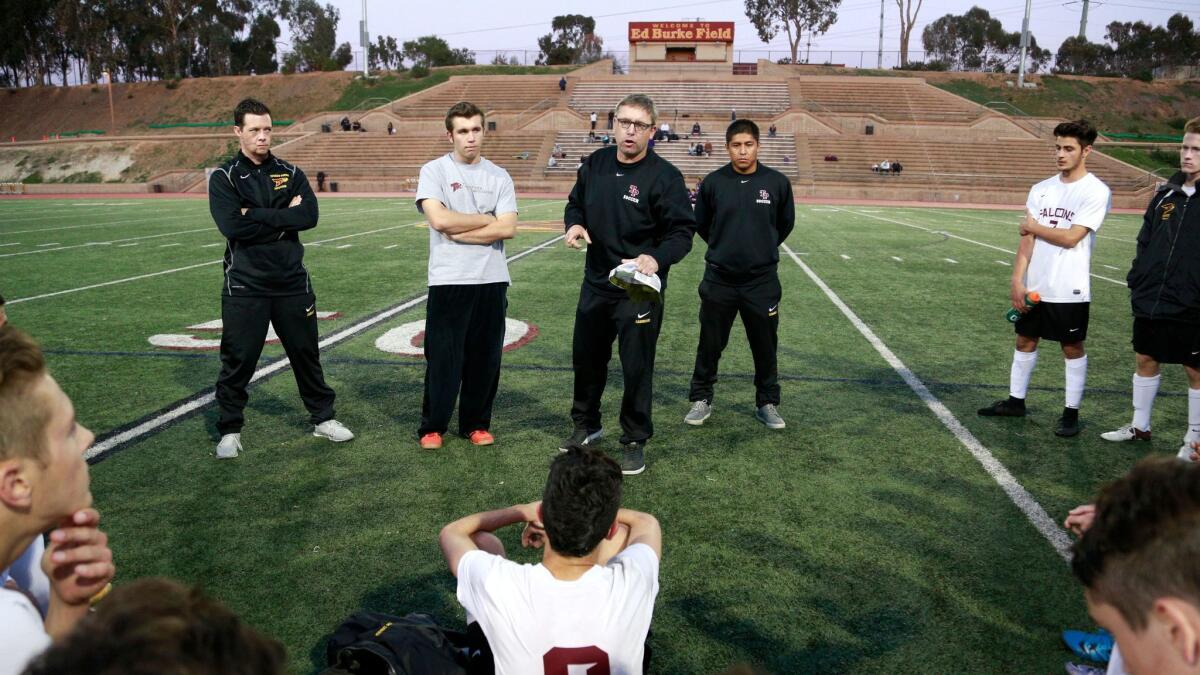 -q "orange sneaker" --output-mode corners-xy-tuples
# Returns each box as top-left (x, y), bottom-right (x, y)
(419, 432), (442, 449)
(468, 430), (494, 446)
